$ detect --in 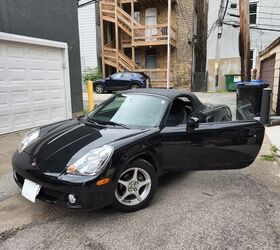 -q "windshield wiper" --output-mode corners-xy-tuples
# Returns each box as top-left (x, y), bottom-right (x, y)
(87, 117), (129, 129)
